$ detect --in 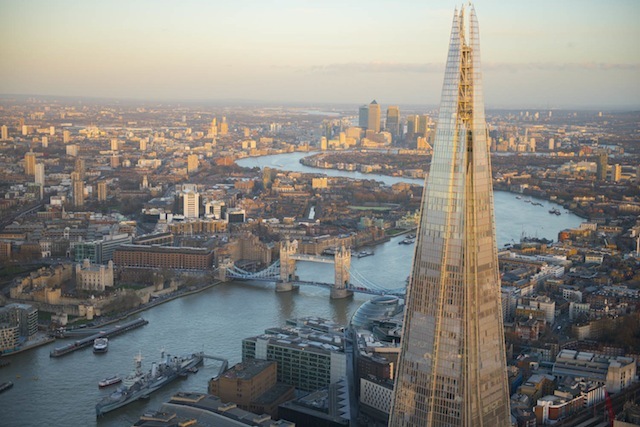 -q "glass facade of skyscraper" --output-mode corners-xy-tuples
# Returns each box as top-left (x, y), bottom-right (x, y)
(389, 6), (510, 426)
